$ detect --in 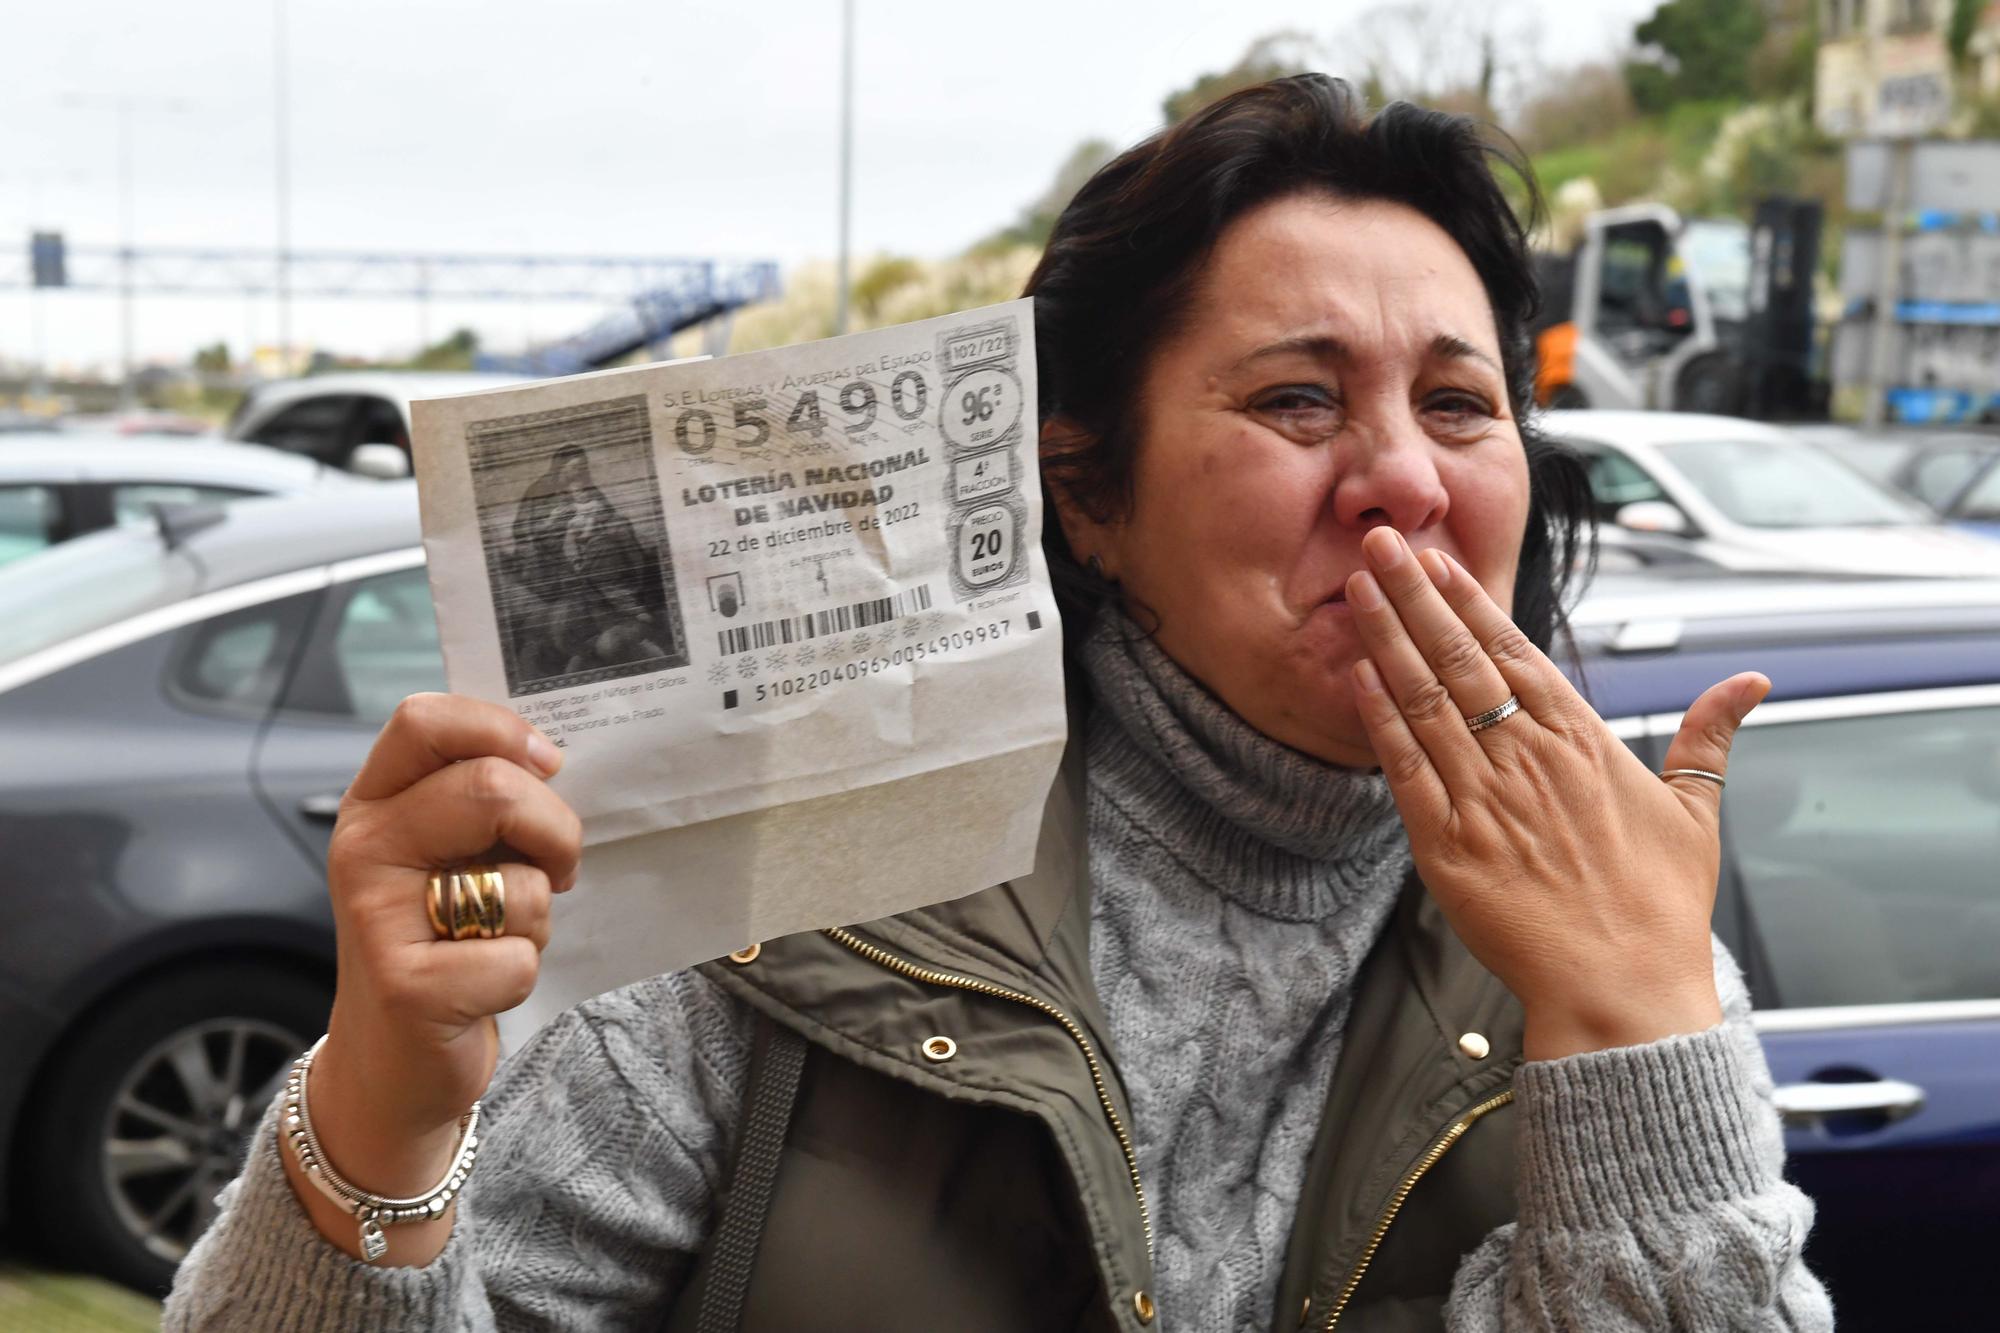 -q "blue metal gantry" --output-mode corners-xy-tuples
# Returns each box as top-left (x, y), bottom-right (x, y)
(1, 239), (781, 374)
